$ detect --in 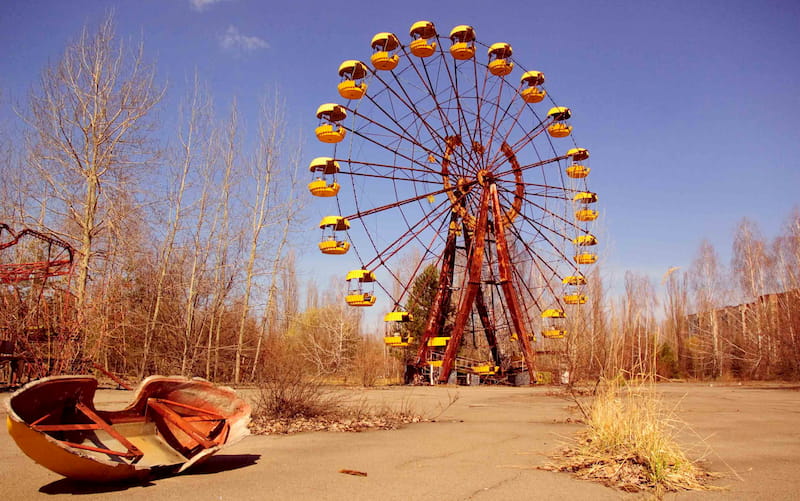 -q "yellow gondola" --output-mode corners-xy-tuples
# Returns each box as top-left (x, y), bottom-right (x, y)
(487, 42), (513, 76)
(574, 190), (598, 221)
(563, 294), (587, 305)
(573, 234), (598, 246)
(562, 275), (587, 286)
(520, 70), (546, 103)
(384, 311), (413, 346)
(547, 106), (572, 138)
(575, 208), (599, 221)
(566, 146), (590, 178)
(385, 311), (412, 322)
(566, 164), (590, 178)
(337, 60), (369, 100)
(409, 21), (437, 58)
(573, 191), (598, 204)
(541, 308), (567, 339)
(427, 337), (450, 347)
(370, 32), (400, 71)
(566, 147), (589, 161)
(574, 253), (598, 265)
(471, 364), (499, 375)
(542, 308), (566, 319)
(345, 269), (376, 306)
(315, 103), (347, 143)
(318, 216), (350, 255)
(562, 275), (588, 305)
(308, 157), (340, 197)
(449, 25), (475, 60)
(510, 332), (534, 342)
